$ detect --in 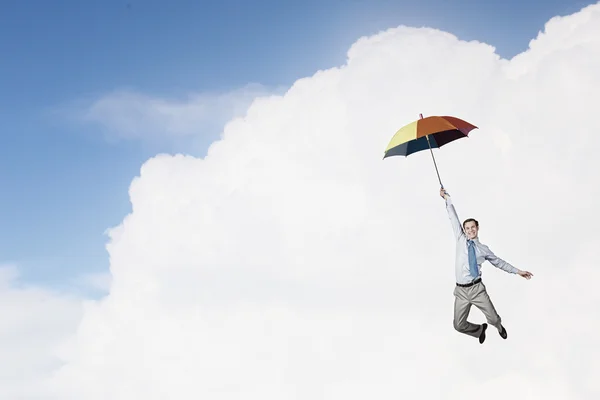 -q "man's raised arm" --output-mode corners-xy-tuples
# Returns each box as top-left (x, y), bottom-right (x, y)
(440, 188), (464, 240)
